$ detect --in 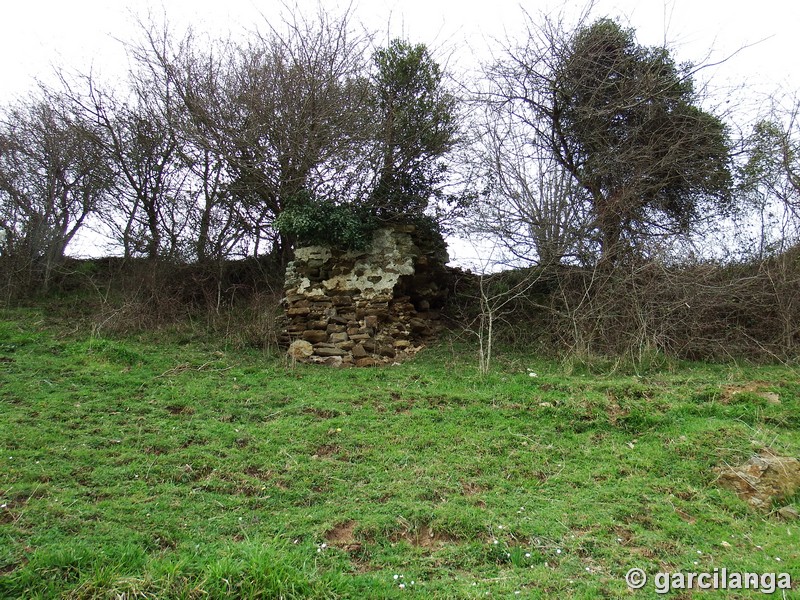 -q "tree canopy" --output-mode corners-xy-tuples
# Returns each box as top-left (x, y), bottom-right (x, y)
(276, 37), (458, 249)
(487, 17), (732, 264)
(369, 39), (458, 220)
